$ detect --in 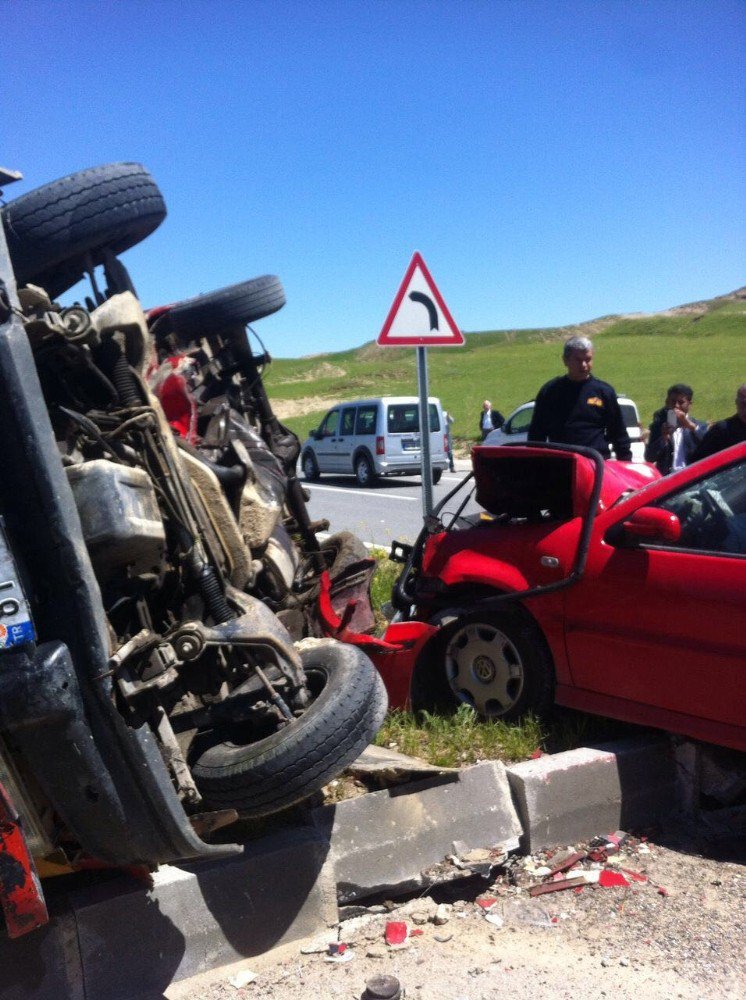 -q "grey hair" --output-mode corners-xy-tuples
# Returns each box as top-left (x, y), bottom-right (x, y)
(563, 336), (593, 359)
